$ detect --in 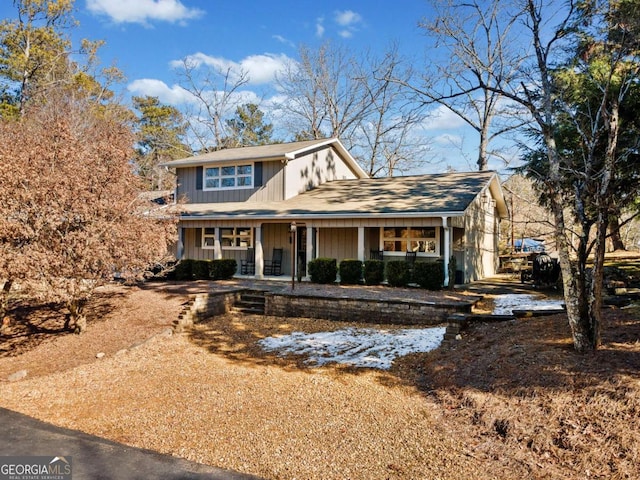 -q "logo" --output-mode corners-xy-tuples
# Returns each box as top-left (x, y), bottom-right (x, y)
(0, 456), (72, 480)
